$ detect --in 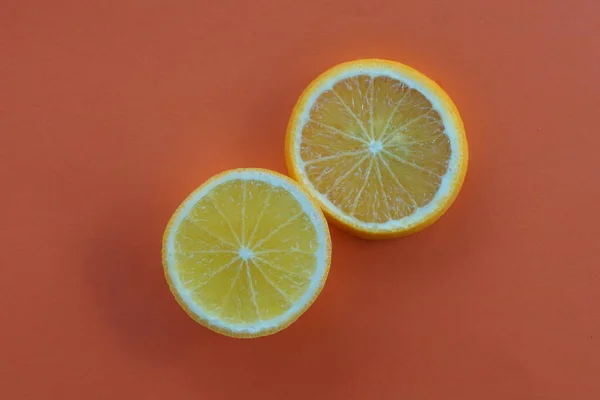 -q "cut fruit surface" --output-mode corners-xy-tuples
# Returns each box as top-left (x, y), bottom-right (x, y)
(286, 59), (468, 238)
(162, 169), (331, 338)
